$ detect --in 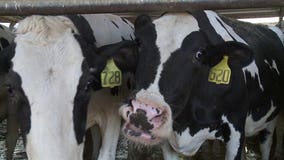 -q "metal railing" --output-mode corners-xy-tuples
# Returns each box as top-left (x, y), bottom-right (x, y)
(0, 0), (283, 16)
